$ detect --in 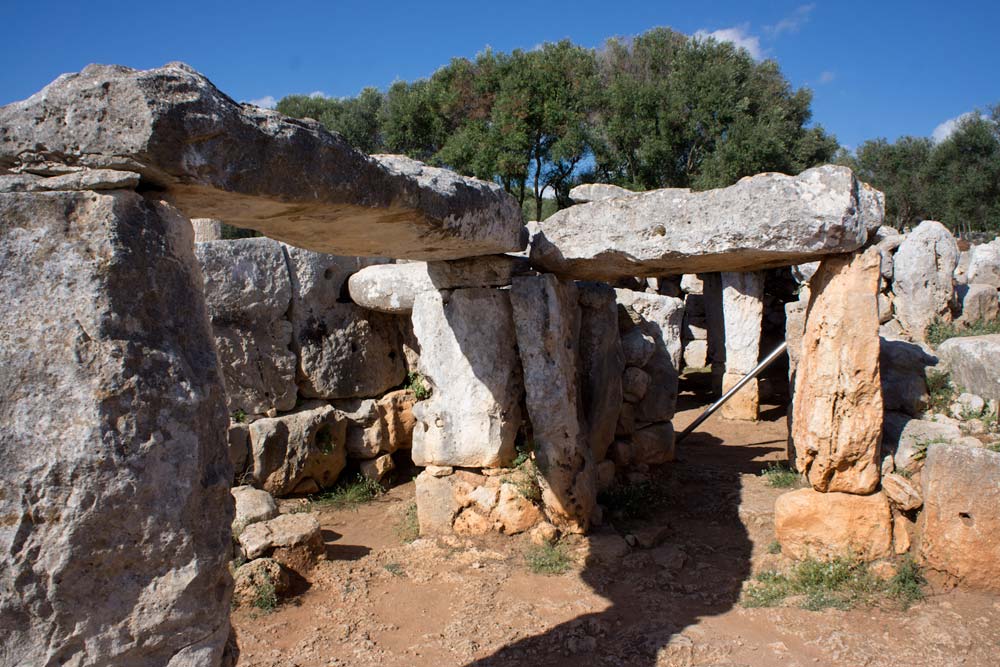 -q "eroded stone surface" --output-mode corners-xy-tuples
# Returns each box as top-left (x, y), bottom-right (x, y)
(775, 489), (893, 561)
(0, 190), (233, 665)
(531, 166), (883, 280)
(578, 282), (625, 461)
(793, 249), (883, 494)
(0, 63), (525, 259)
(892, 220), (959, 339)
(937, 334), (1000, 401)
